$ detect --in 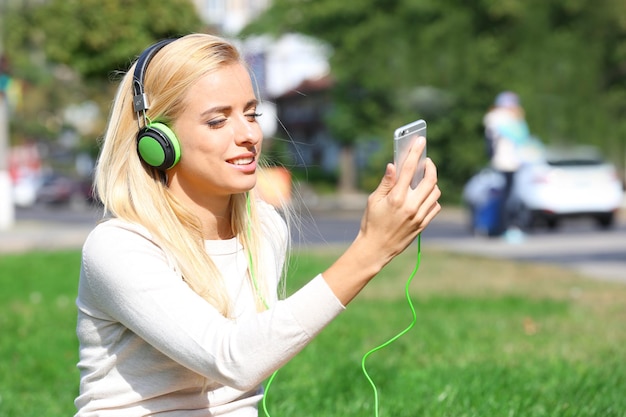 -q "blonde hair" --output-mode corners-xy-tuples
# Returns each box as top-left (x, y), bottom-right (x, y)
(94, 33), (282, 316)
